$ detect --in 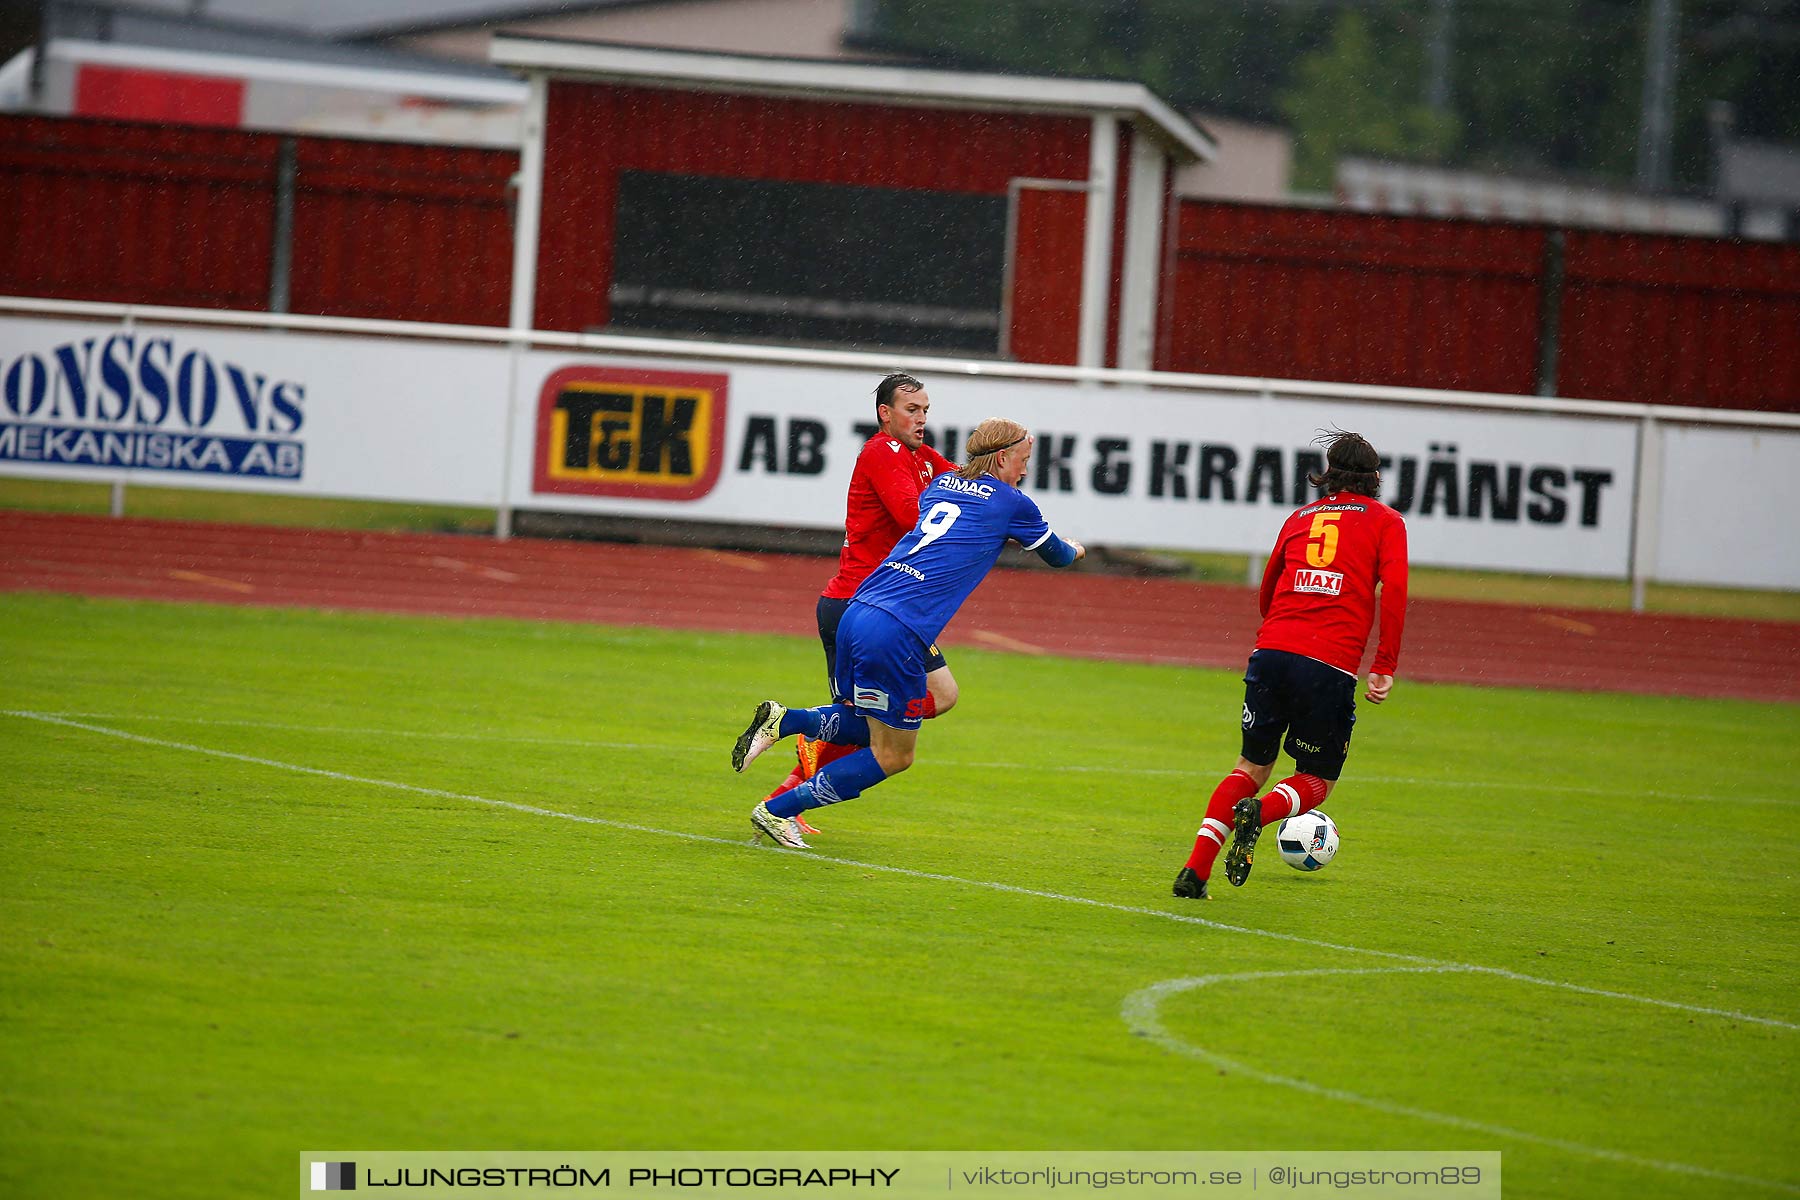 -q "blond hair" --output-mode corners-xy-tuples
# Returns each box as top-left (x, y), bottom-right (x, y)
(957, 417), (1028, 481)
